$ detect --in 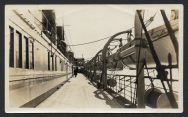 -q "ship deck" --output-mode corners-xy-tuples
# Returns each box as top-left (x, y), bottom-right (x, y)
(37, 74), (123, 109)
